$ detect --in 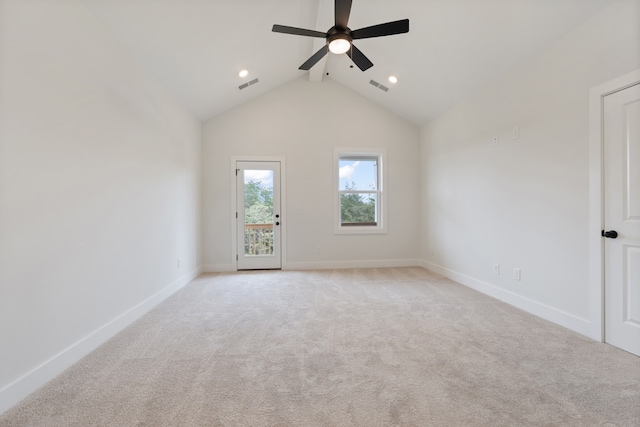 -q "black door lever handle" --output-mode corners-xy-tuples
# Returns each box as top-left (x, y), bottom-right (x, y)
(602, 230), (618, 239)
